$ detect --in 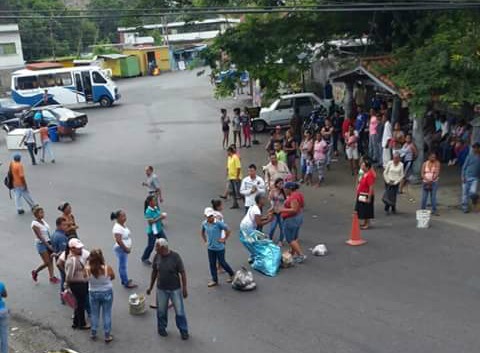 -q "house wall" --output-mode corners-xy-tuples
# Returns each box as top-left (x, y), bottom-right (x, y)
(0, 24), (24, 69)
